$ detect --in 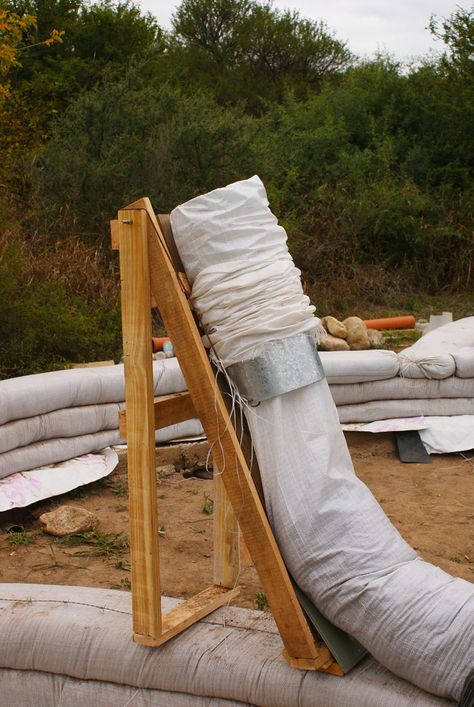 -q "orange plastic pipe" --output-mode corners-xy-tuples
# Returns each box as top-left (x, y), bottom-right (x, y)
(152, 336), (170, 352)
(363, 316), (416, 330)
